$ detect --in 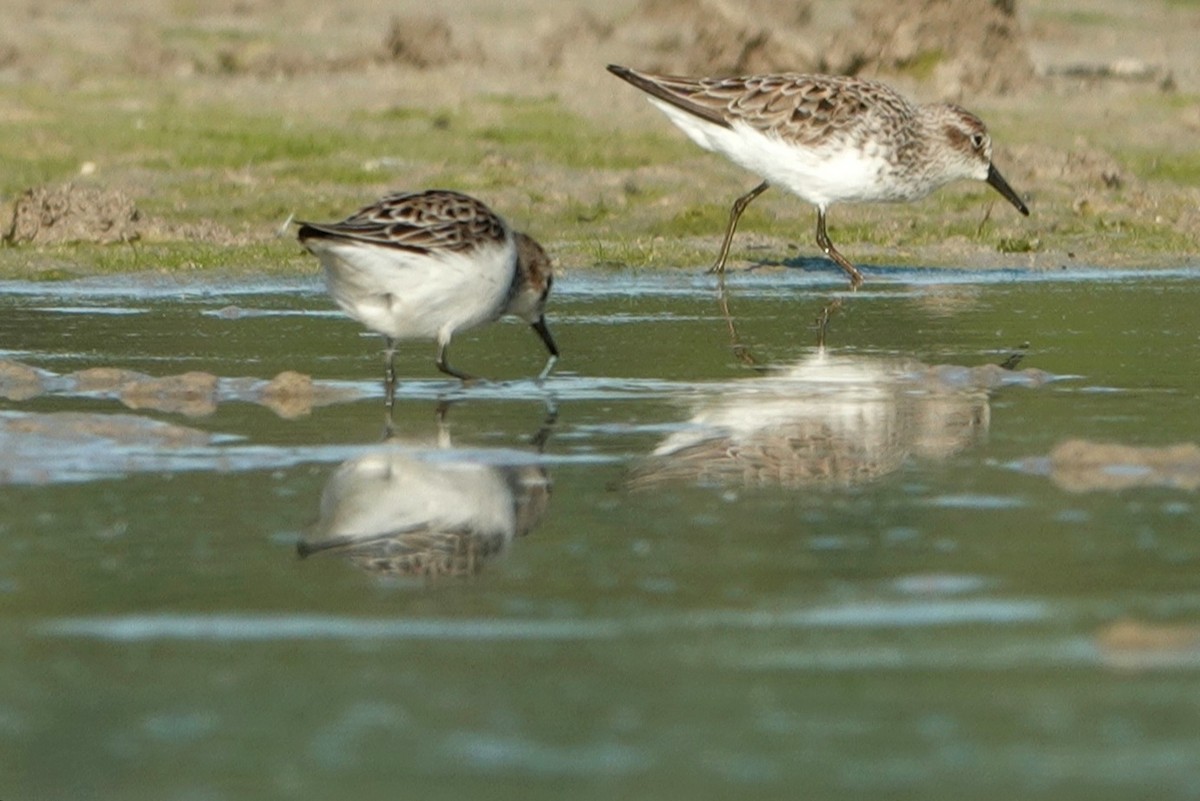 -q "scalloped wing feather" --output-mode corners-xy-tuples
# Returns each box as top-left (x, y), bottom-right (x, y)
(299, 190), (508, 254)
